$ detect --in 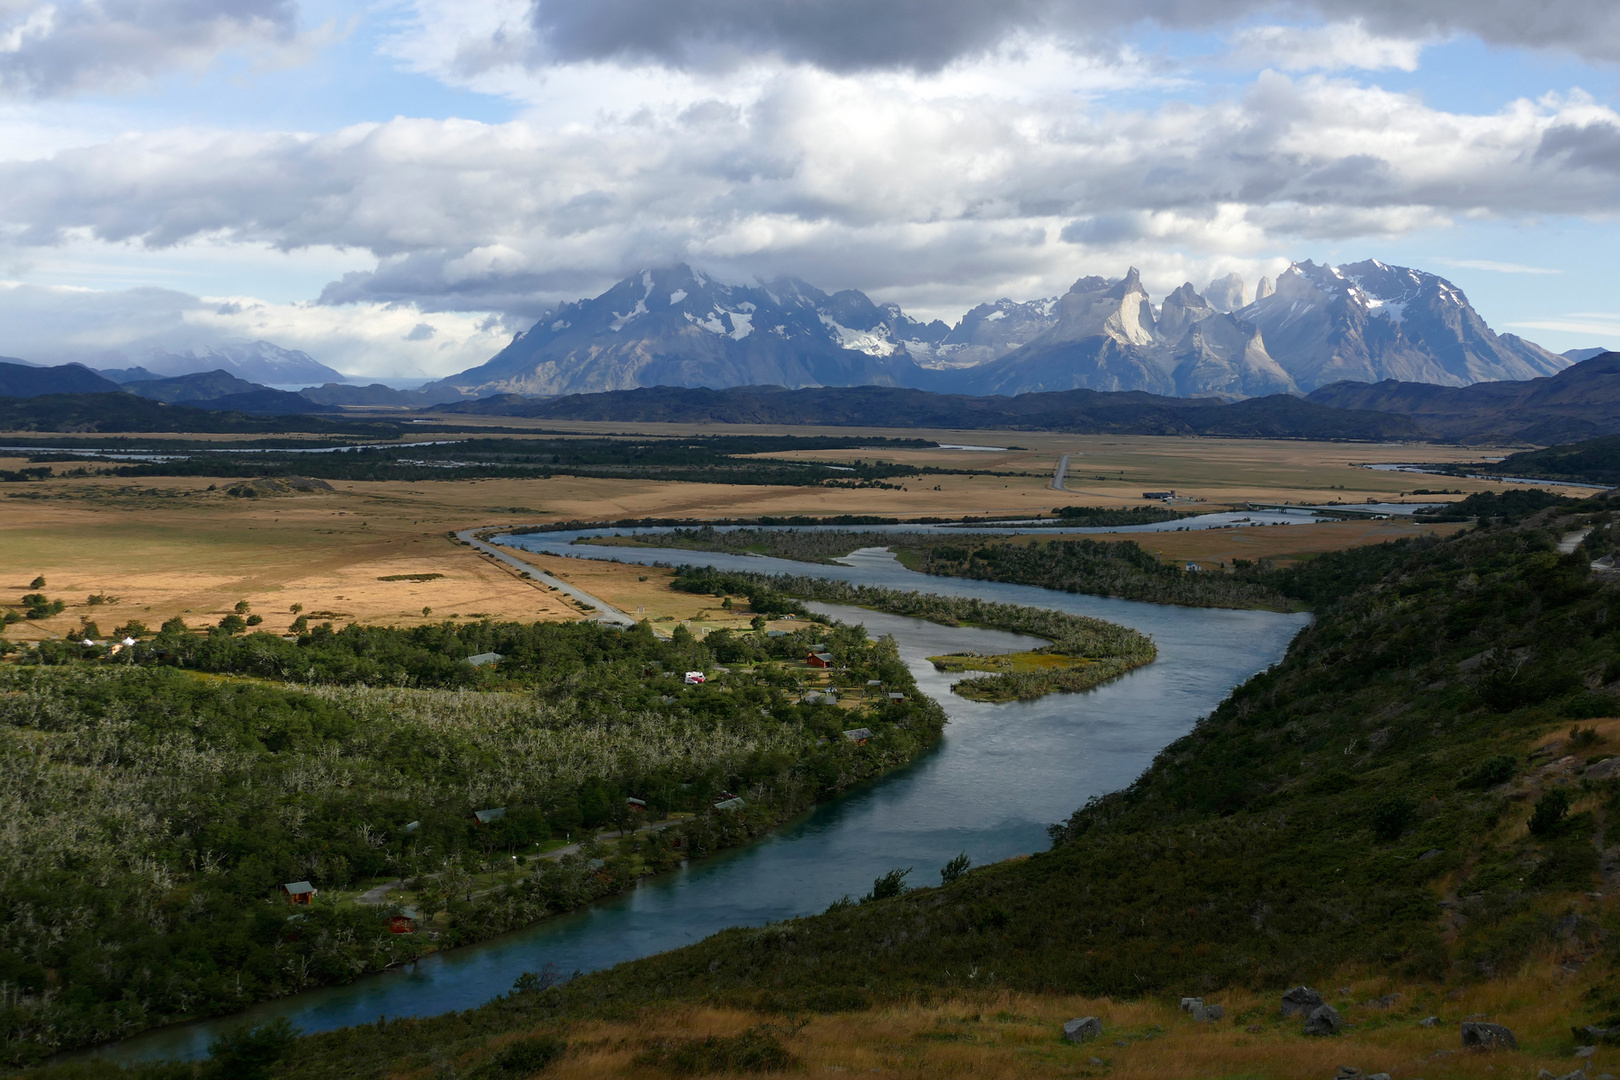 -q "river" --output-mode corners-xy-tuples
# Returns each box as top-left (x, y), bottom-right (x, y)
(89, 537), (1309, 1064)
